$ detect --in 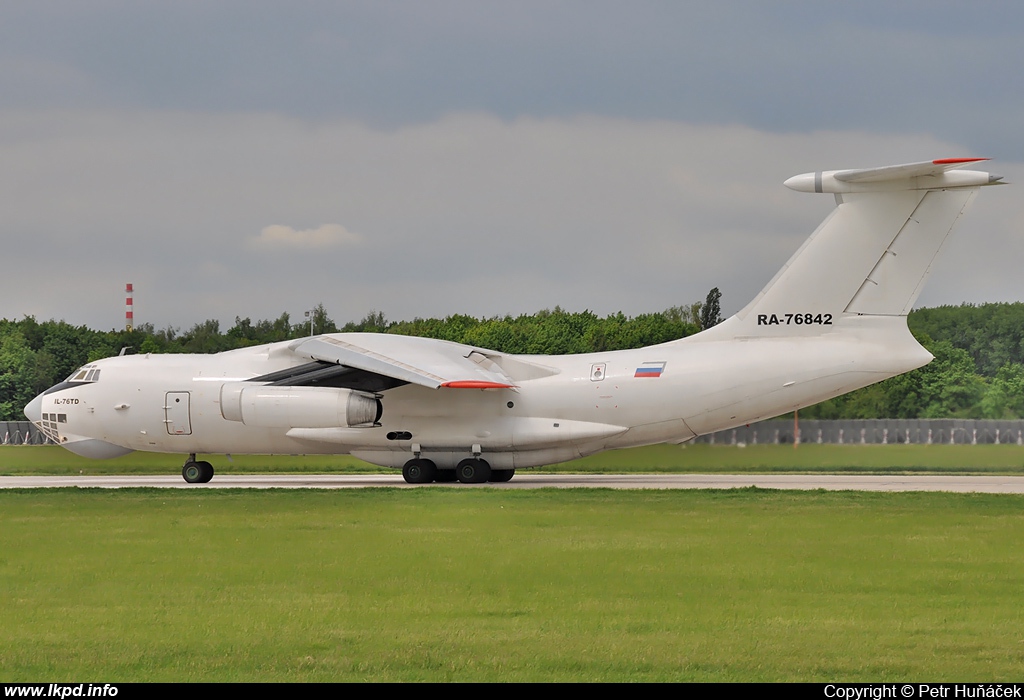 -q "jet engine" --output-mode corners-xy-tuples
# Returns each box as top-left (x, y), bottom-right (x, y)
(220, 383), (381, 428)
